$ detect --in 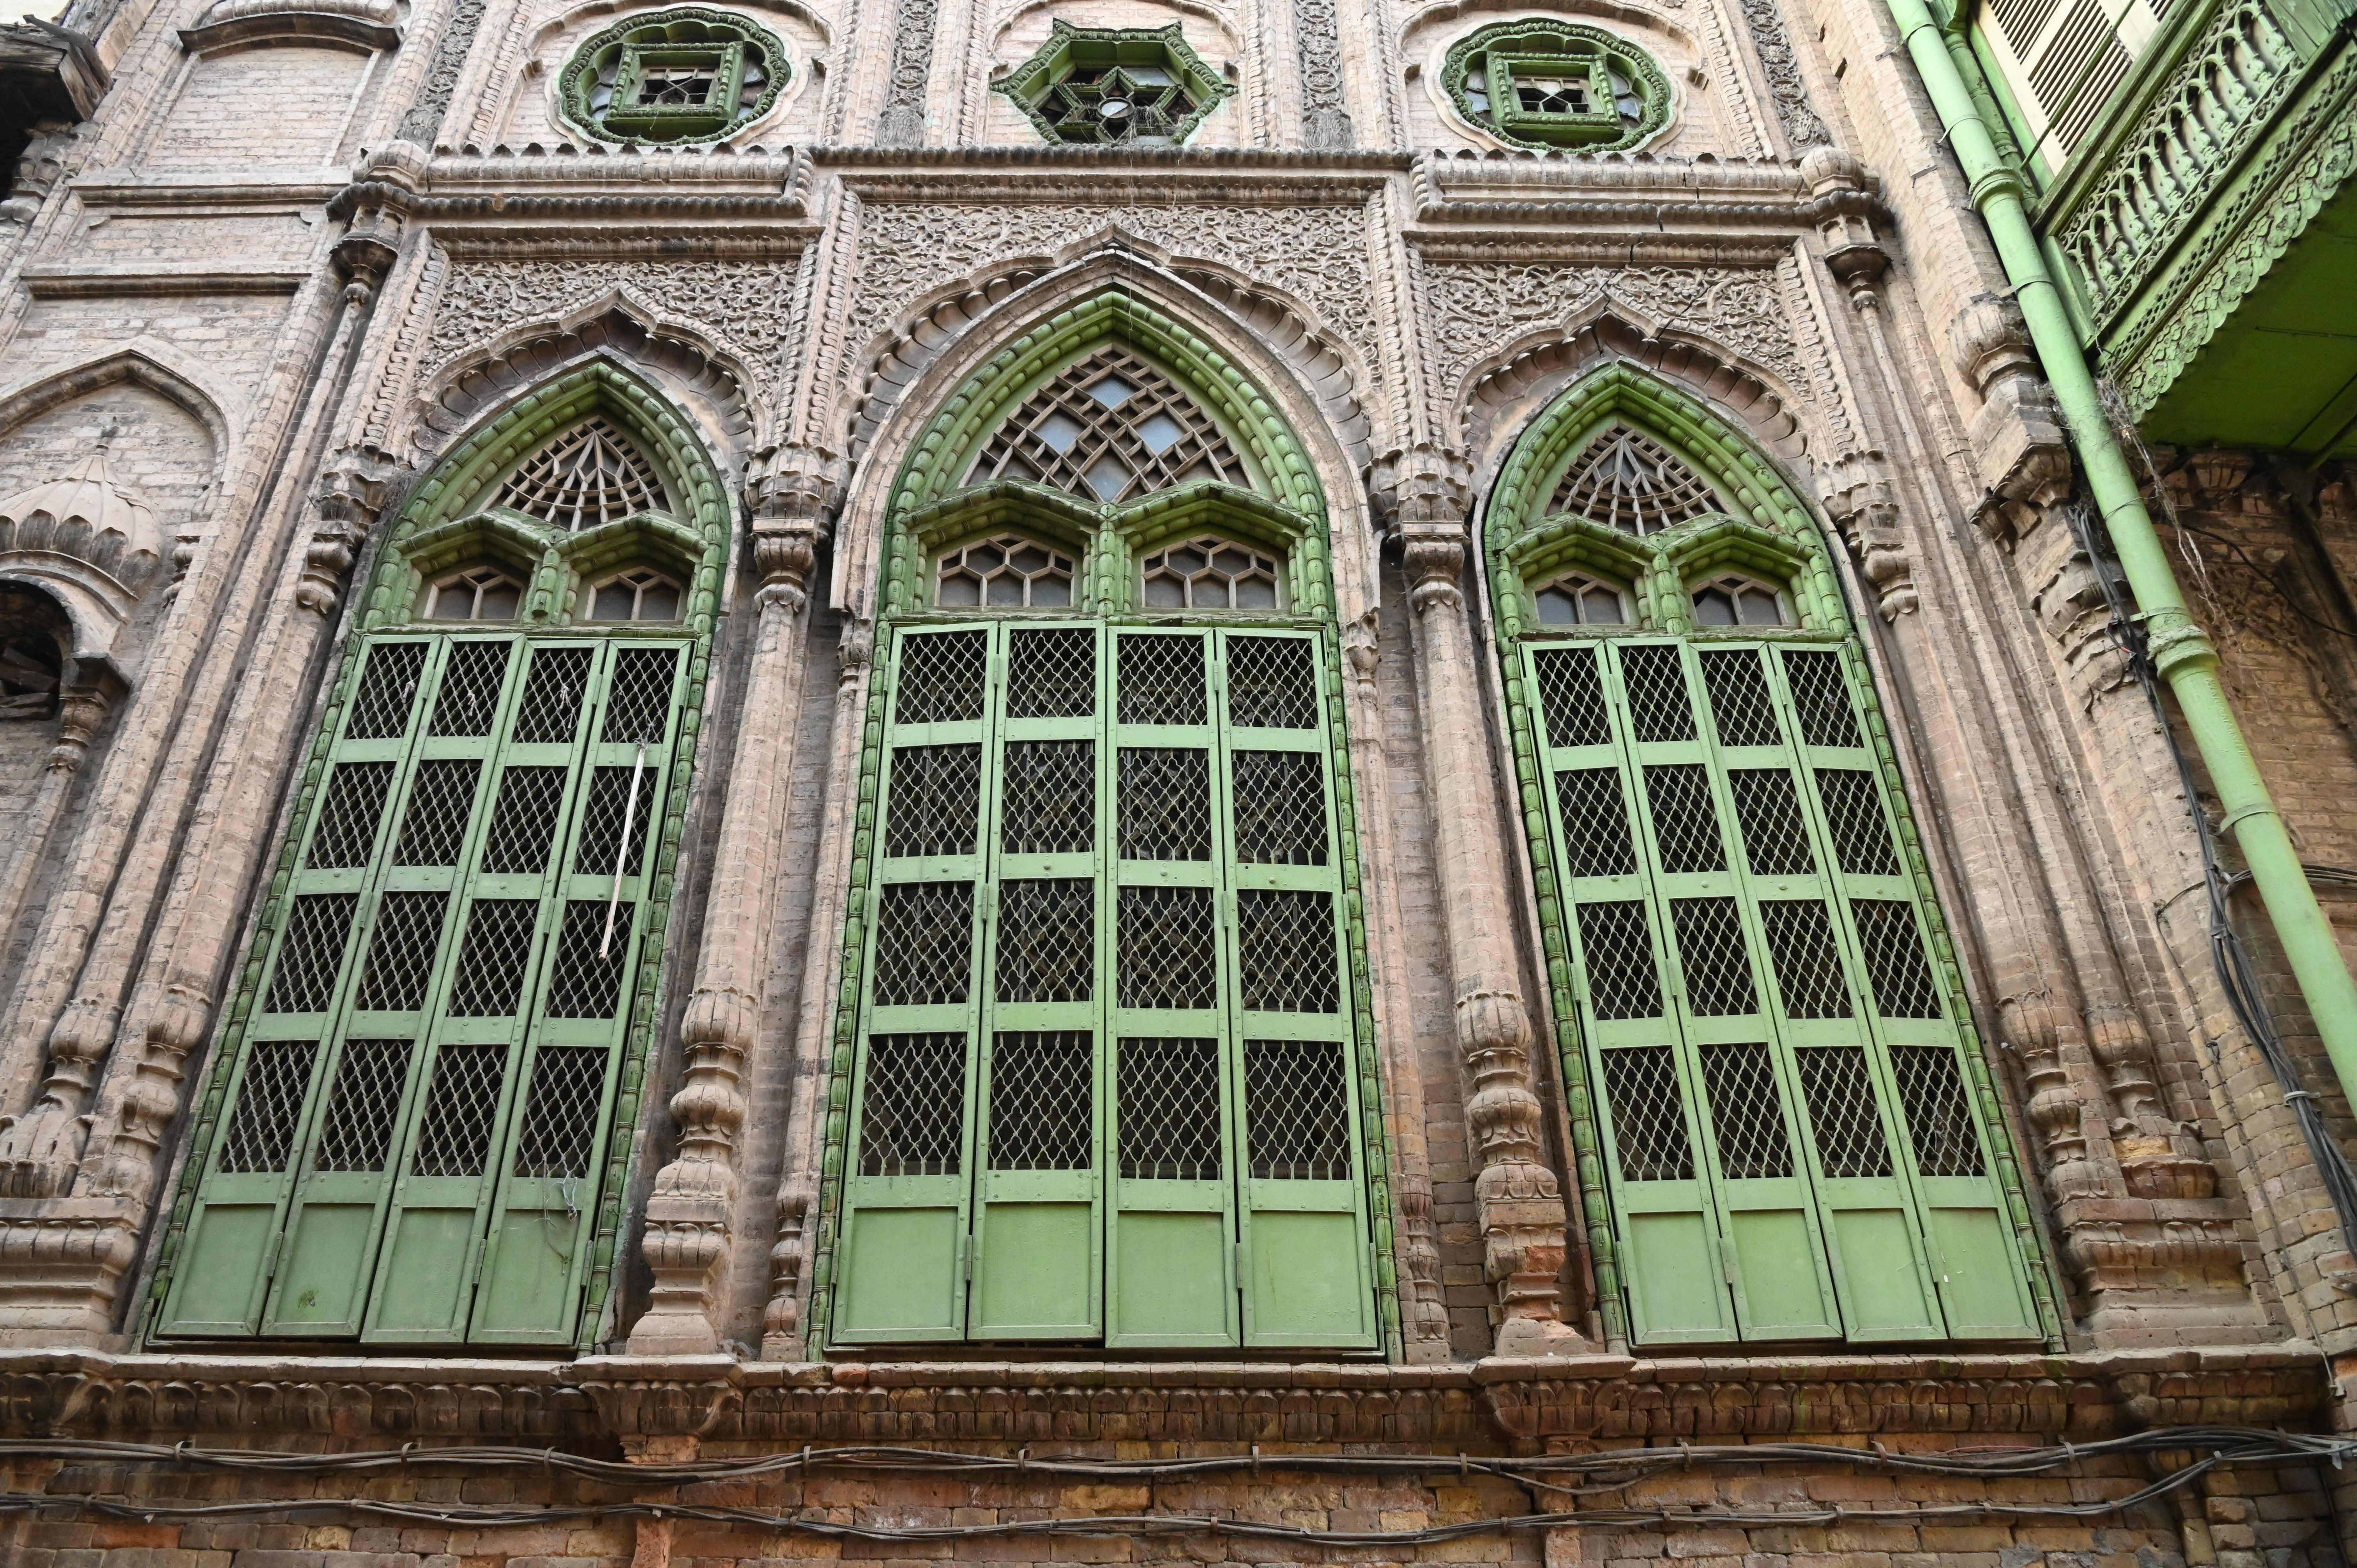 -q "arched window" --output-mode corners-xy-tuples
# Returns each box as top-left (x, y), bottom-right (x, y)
(1532, 570), (1629, 627)
(587, 567), (684, 622)
(821, 331), (1380, 1356)
(1491, 380), (2047, 1356)
(157, 375), (722, 1352)
(934, 535), (1076, 608)
(421, 566), (523, 622)
(1690, 573), (1788, 628)
(1140, 536), (1283, 610)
